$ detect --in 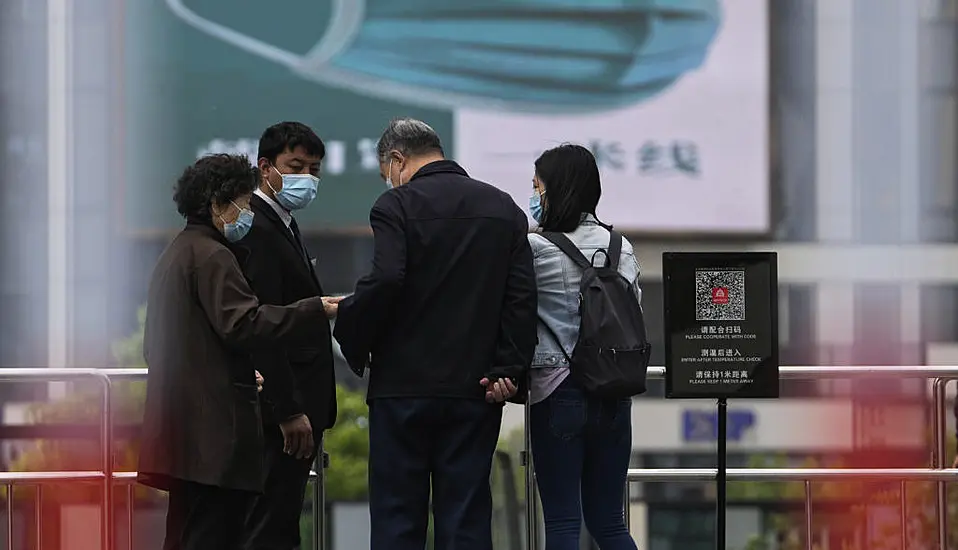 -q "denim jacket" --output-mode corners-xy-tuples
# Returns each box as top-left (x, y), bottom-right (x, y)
(528, 215), (643, 374)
